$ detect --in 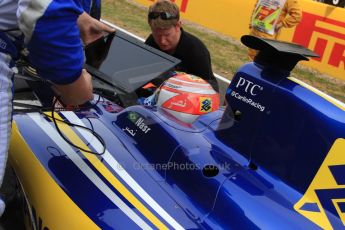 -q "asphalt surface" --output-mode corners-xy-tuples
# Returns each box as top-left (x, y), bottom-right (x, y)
(0, 195), (25, 230)
(0, 166), (26, 230)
